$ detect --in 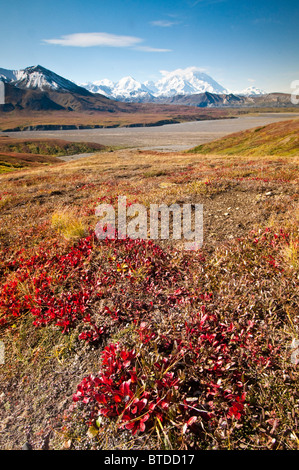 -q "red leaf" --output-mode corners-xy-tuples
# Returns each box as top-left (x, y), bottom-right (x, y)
(139, 421), (146, 432)
(113, 394), (122, 403)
